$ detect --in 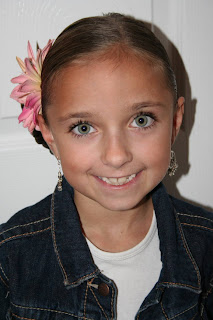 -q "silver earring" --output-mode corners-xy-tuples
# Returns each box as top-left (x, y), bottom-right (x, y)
(168, 150), (178, 176)
(57, 159), (63, 191)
